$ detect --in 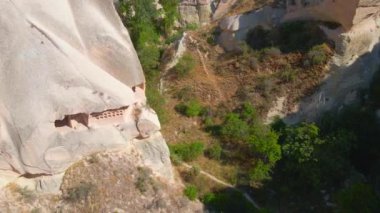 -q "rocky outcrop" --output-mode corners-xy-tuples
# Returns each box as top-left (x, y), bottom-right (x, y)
(0, 0), (172, 192)
(0, 150), (202, 212)
(218, 6), (285, 51)
(179, 0), (212, 25)
(281, 0), (380, 122)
